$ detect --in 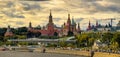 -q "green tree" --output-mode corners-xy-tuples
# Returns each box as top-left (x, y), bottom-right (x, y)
(102, 32), (113, 43)
(112, 32), (120, 47)
(110, 42), (119, 50)
(76, 33), (89, 47)
(88, 38), (94, 46)
(59, 40), (67, 47)
(16, 35), (27, 39)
